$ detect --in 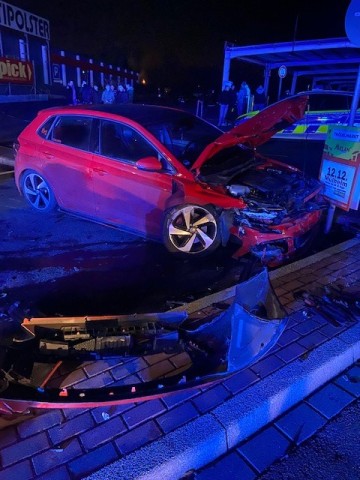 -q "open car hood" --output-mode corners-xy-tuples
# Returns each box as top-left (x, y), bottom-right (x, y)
(192, 94), (309, 171)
